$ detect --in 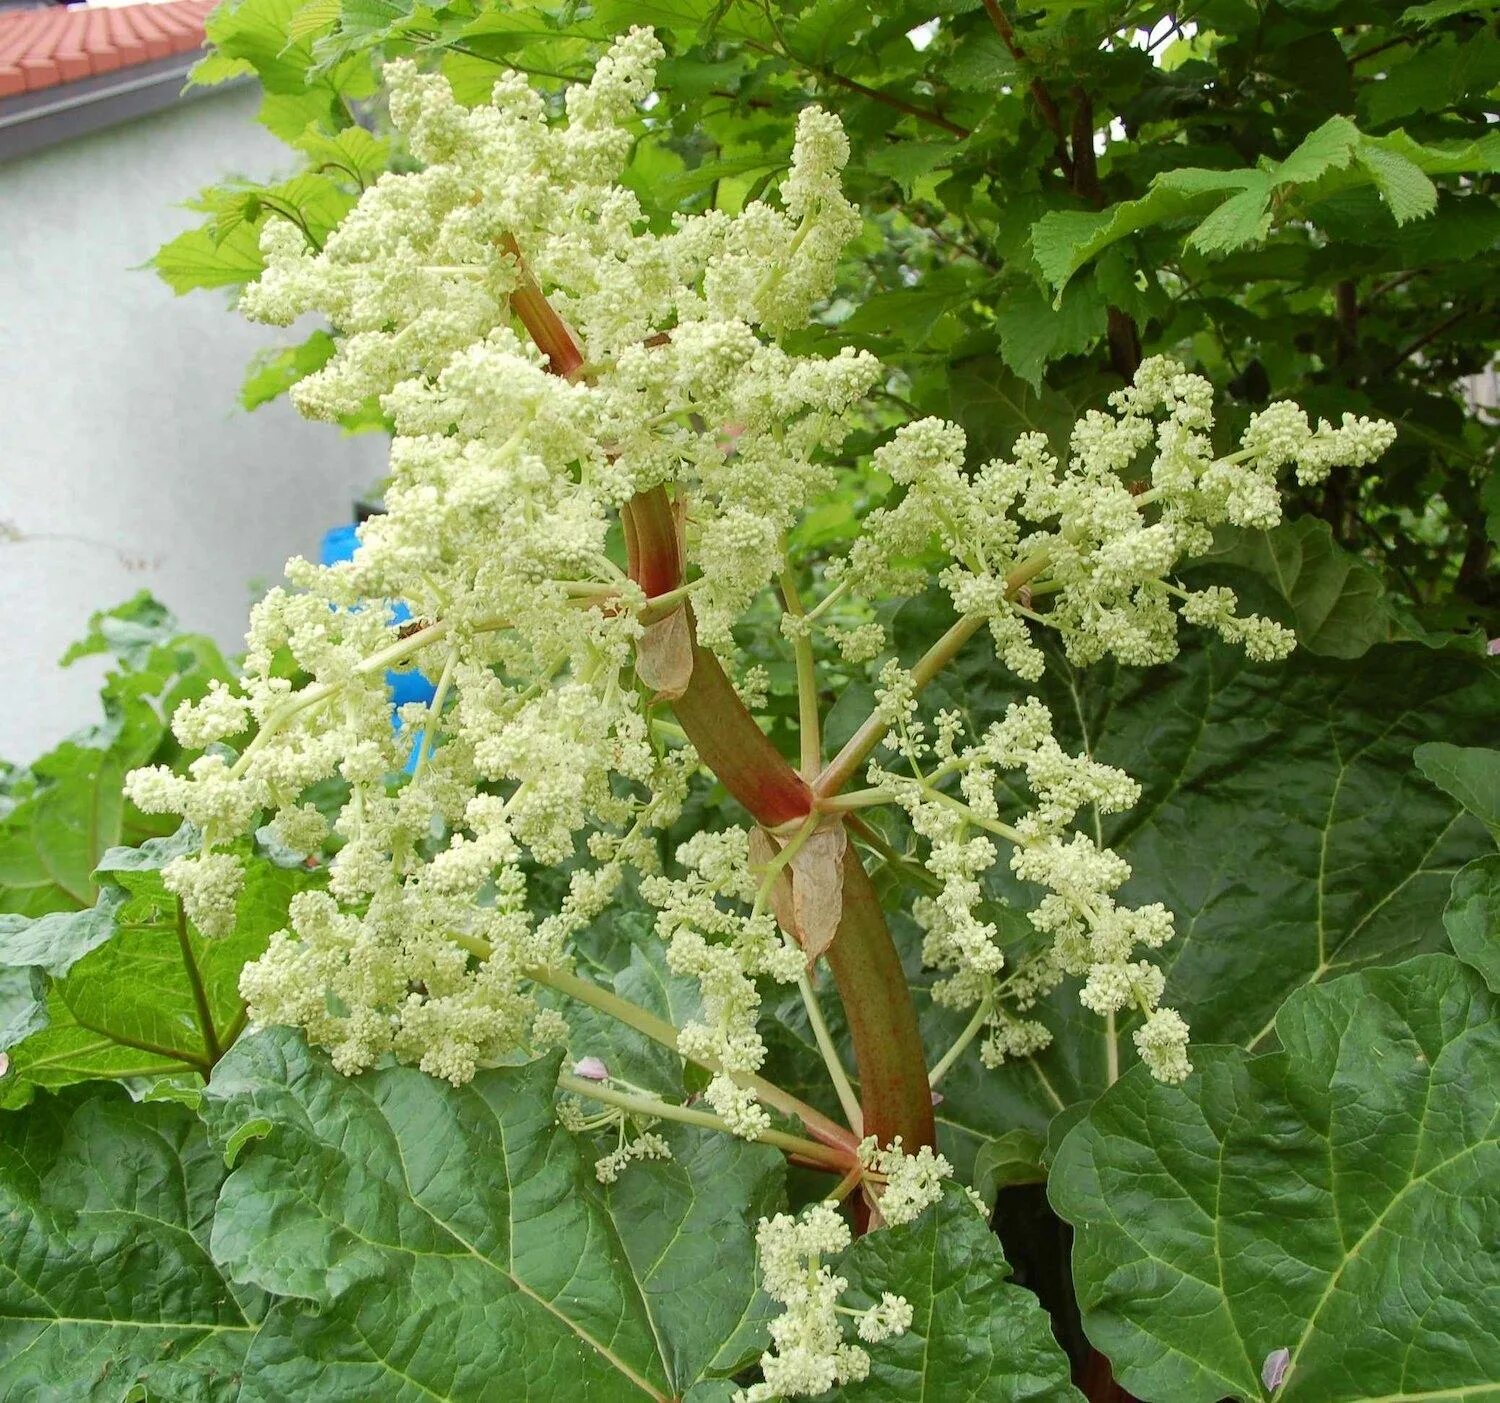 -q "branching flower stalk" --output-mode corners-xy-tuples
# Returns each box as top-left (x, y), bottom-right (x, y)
(126, 30), (1397, 1400)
